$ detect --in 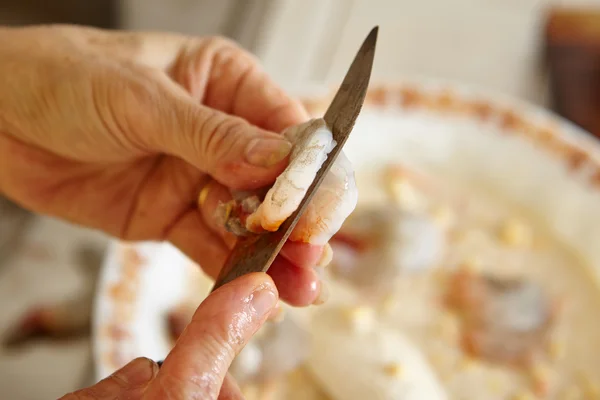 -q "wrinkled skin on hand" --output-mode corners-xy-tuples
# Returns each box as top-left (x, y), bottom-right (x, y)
(0, 25), (325, 306)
